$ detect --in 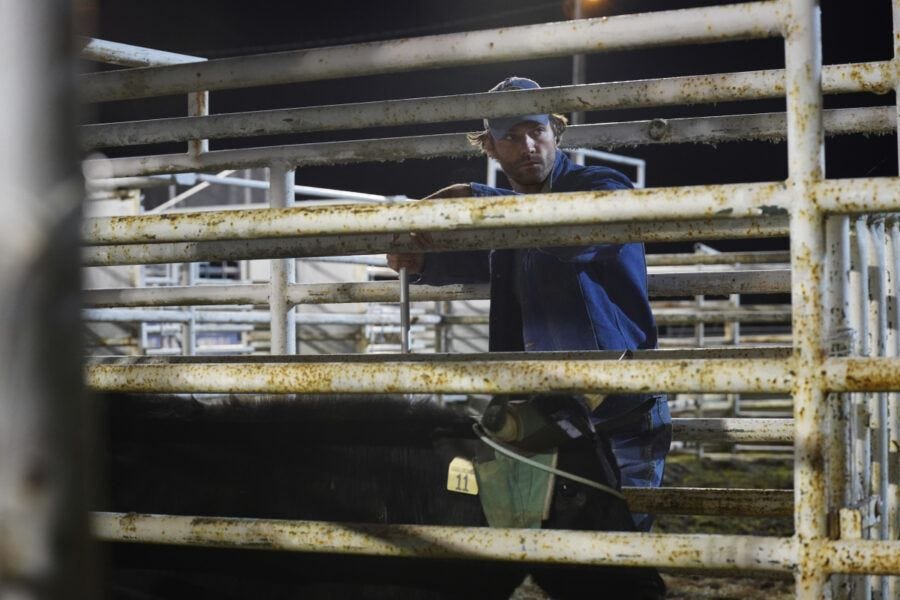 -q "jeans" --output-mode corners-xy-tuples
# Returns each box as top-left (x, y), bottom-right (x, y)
(593, 395), (672, 531)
